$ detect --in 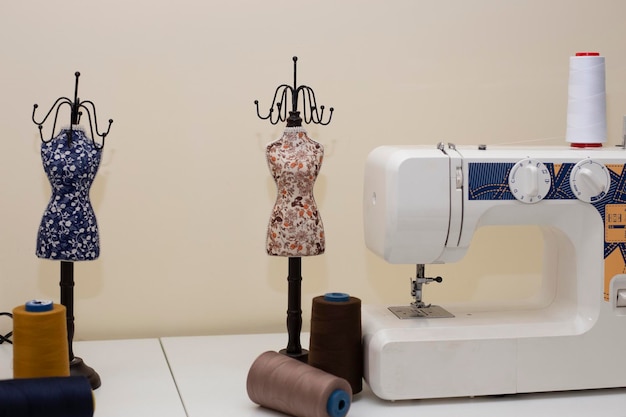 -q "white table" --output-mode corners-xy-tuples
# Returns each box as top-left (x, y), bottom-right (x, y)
(161, 333), (626, 417)
(2, 334), (626, 416)
(1, 338), (187, 417)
